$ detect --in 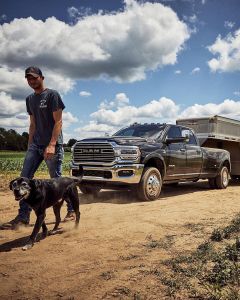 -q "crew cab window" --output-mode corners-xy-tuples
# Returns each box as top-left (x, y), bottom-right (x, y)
(166, 126), (182, 138)
(181, 129), (197, 145)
